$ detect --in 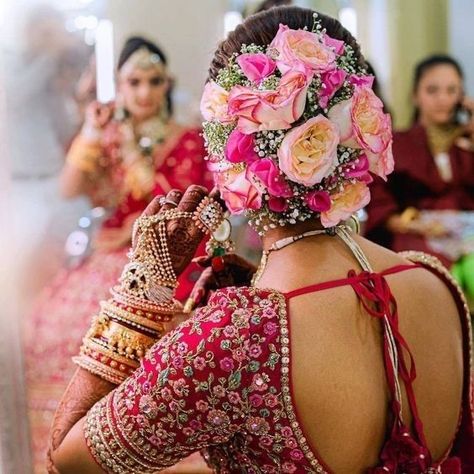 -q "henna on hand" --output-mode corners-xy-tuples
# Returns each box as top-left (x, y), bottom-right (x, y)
(139, 185), (218, 277)
(189, 254), (258, 306)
